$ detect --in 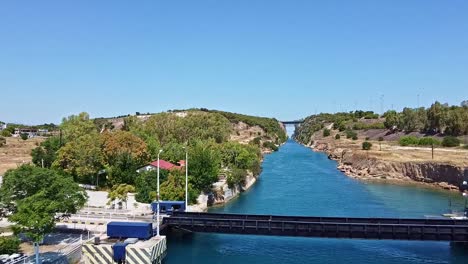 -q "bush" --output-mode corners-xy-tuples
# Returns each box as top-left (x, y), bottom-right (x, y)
(226, 168), (247, 189)
(335, 134), (341, 140)
(362, 141), (372, 150)
(1, 130), (11, 137)
(250, 137), (261, 146)
(399, 136), (419, 146)
(352, 135), (358, 140)
(365, 137), (370, 141)
(345, 130), (357, 139)
(0, 136), (5, 147)
(323, 129), (331, 137)
(442, 136), (460, 147)
(20, 133), (28, 140)
(0, 236), (21, 255)
(378, 137), (384, 141)
(418, 137), (440, 146)
(262, 141), (278, 151)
